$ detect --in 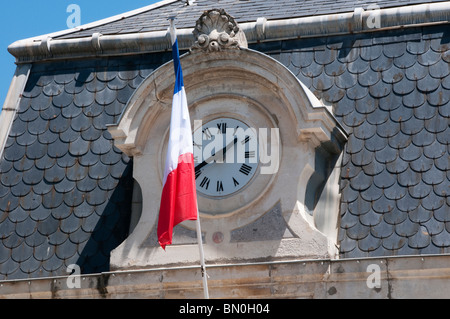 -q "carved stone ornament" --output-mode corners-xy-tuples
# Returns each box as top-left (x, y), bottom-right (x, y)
(191, 9), (248, 52)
